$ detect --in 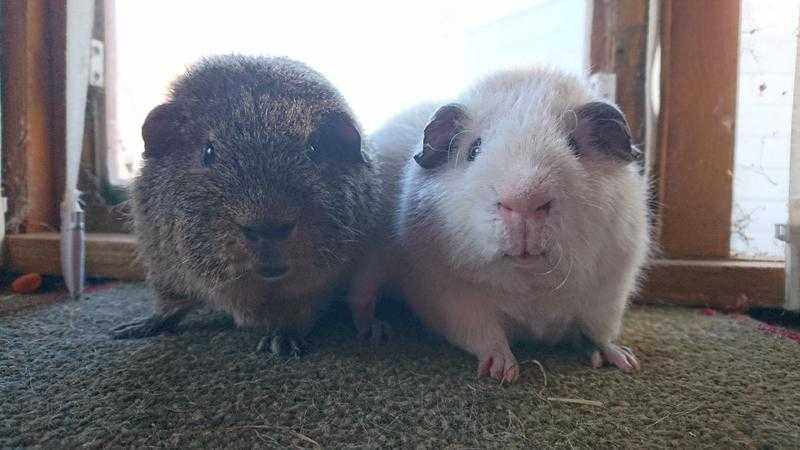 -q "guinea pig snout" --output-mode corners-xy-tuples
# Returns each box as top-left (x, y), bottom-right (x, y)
(497, 193), (554, 259)
(237, 221), (297, 279)
(497, 193), (553, 223)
